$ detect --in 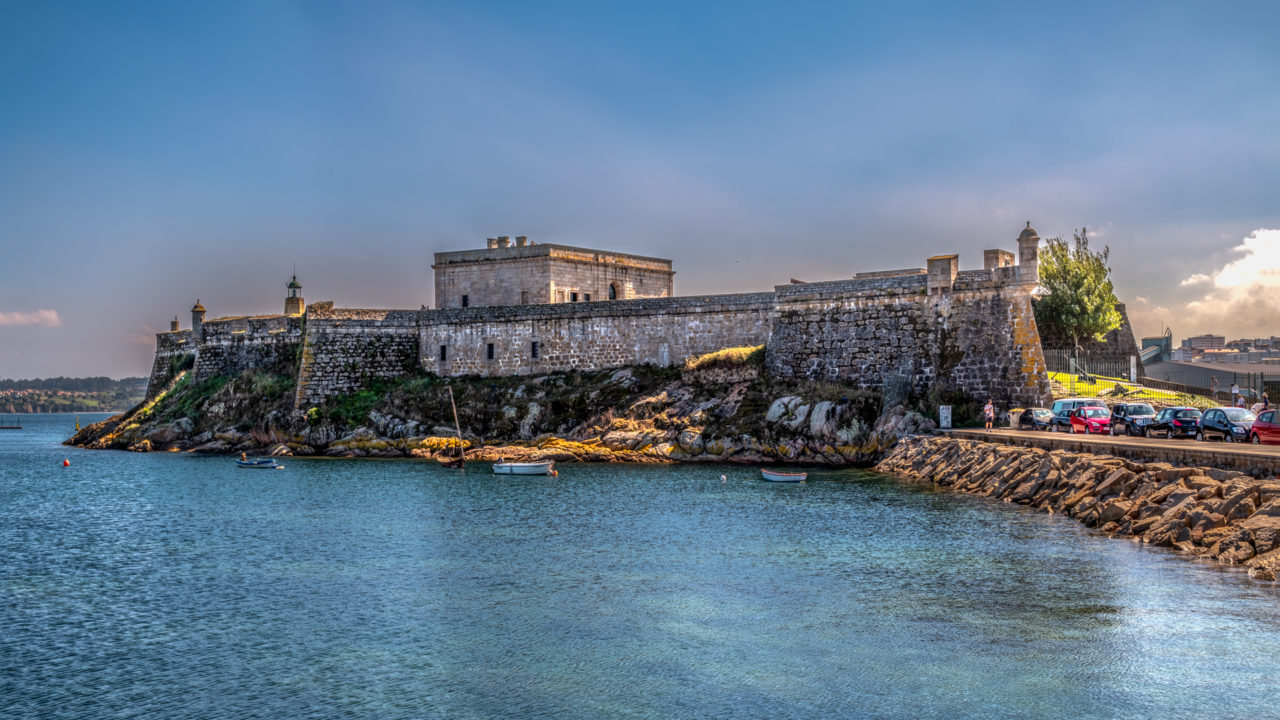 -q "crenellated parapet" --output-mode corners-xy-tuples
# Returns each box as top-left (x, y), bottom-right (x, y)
(147, 224), (1050, 413)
